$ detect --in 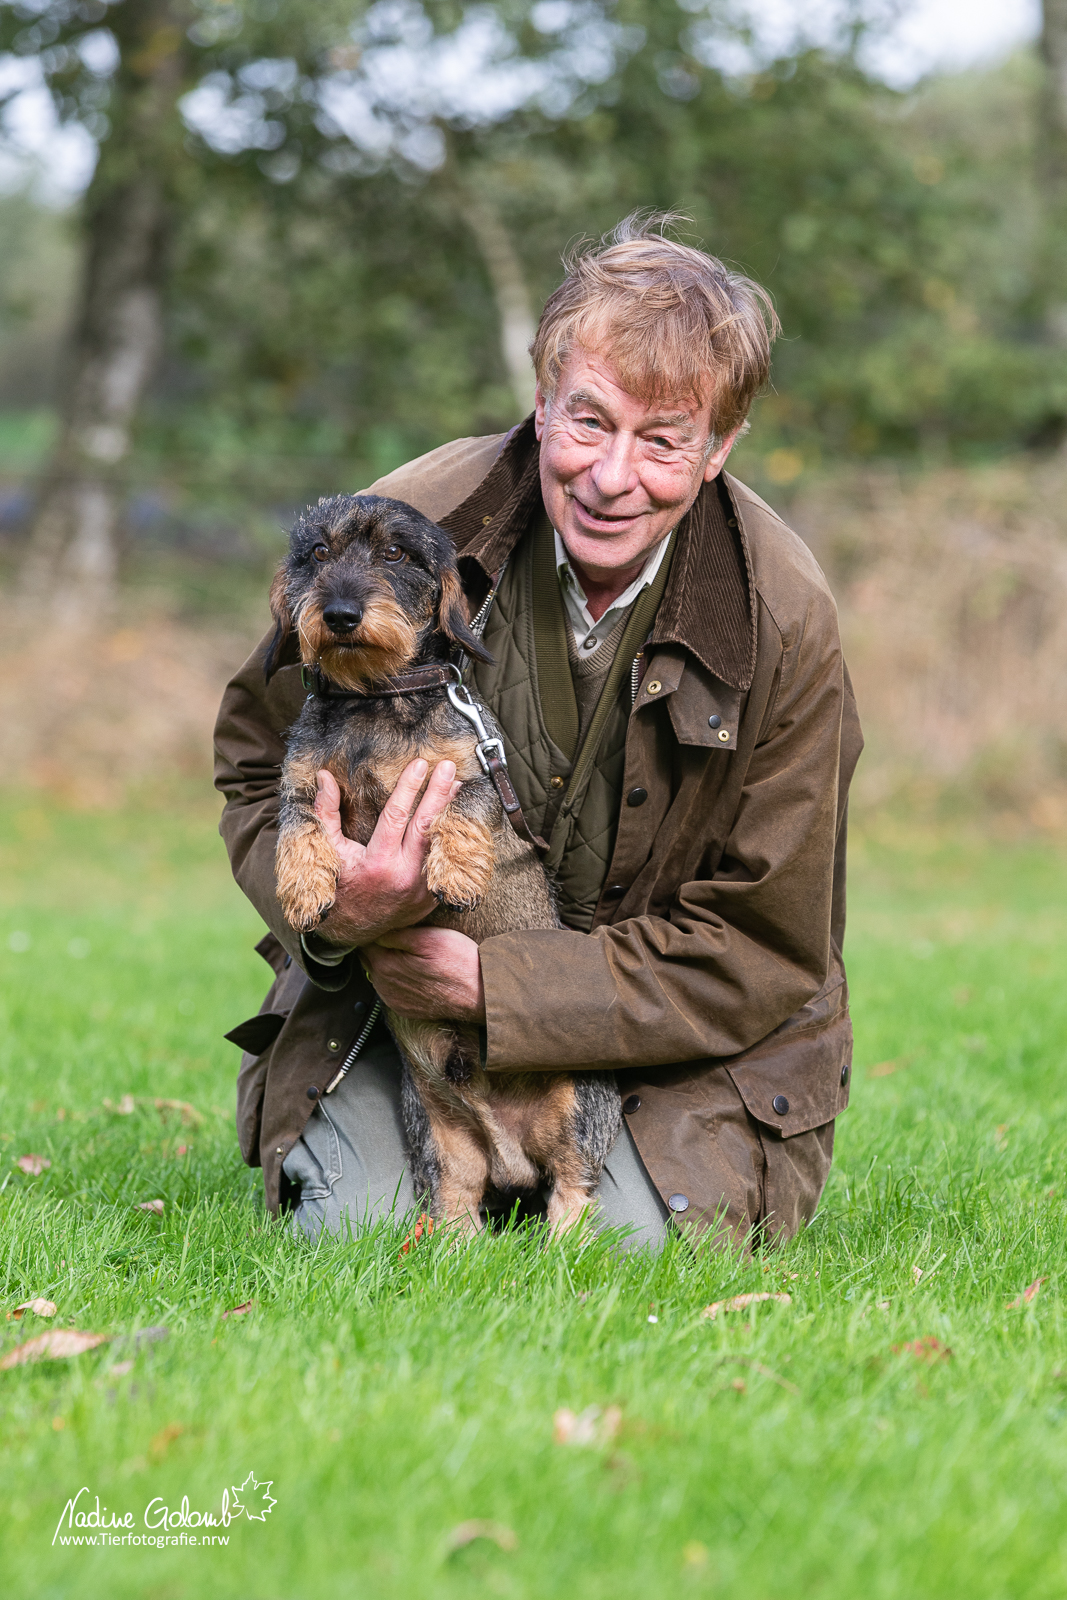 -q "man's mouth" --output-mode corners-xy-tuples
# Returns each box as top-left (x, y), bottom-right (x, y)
(573, 498), (641, 527)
